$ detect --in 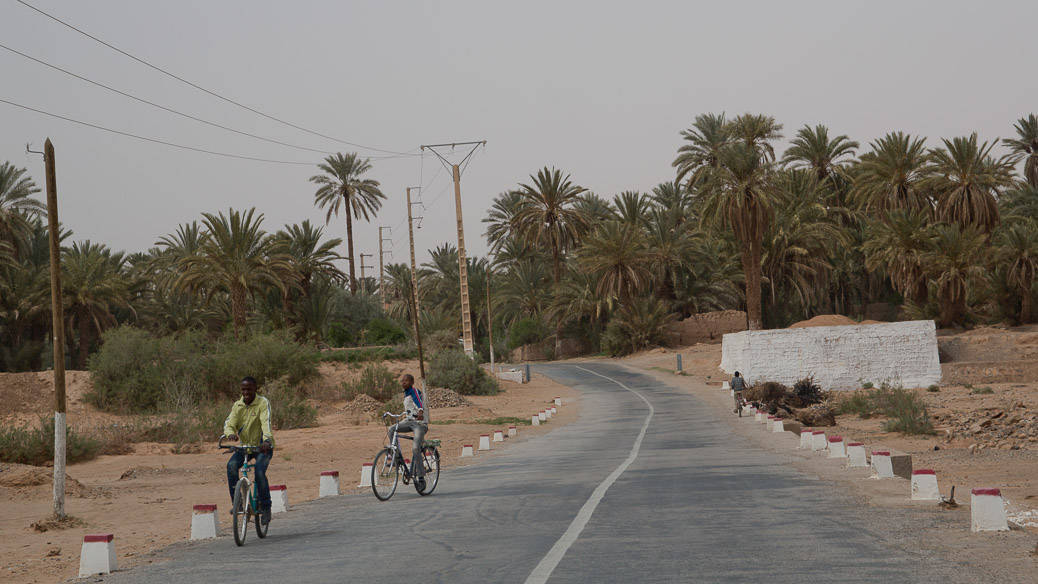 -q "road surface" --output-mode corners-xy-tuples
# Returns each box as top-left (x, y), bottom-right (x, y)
(104, 363), (980, 583)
